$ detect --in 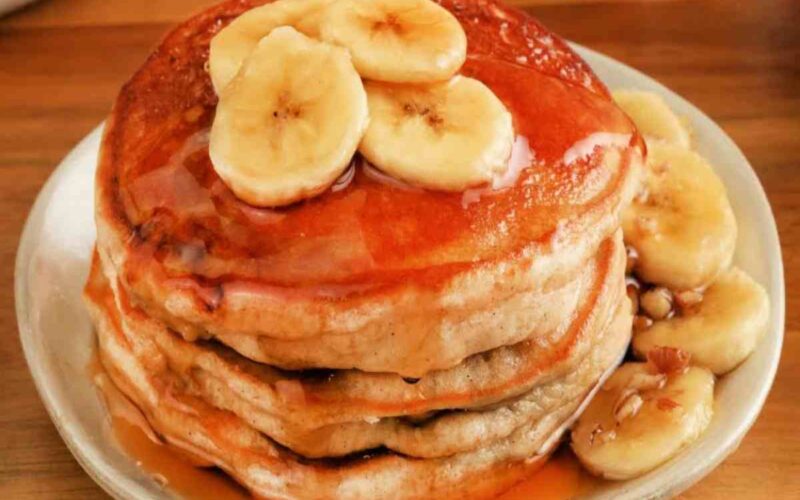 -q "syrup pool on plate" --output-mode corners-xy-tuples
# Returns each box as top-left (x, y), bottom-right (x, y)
(498, 447), (600, 499)
(89, 355), (251, 500)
